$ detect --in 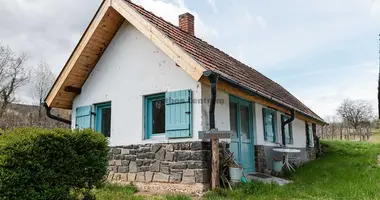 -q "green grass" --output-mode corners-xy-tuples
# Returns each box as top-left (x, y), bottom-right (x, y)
(92, 183), (192, 200)
(205, 141), (380, 200)
(91, 184), (138, 200)
(94, 141), (380, 199)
